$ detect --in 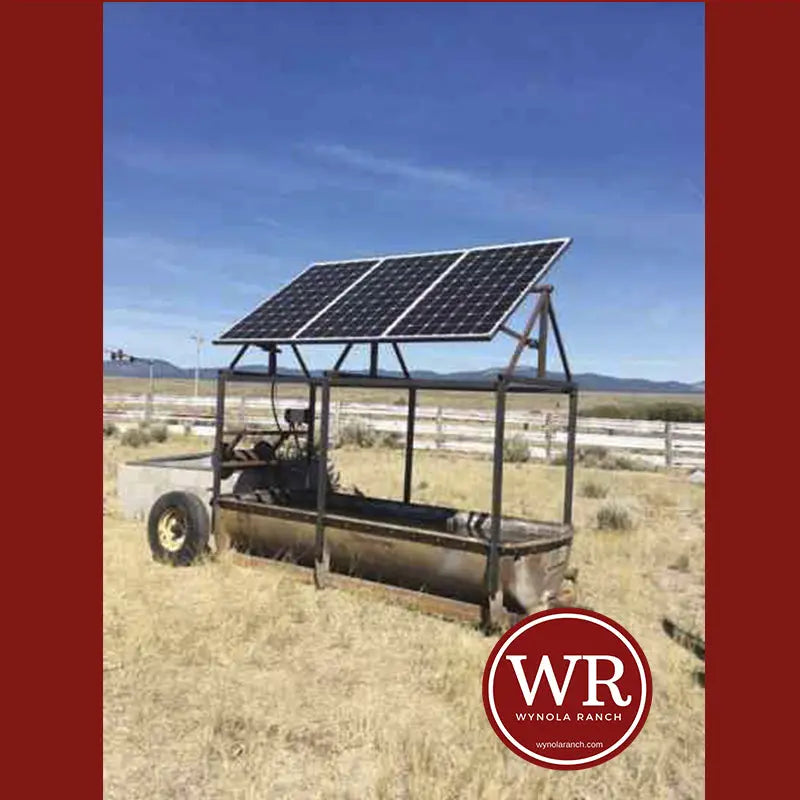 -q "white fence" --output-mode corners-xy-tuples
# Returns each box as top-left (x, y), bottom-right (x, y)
(103, 394), (705, 469)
